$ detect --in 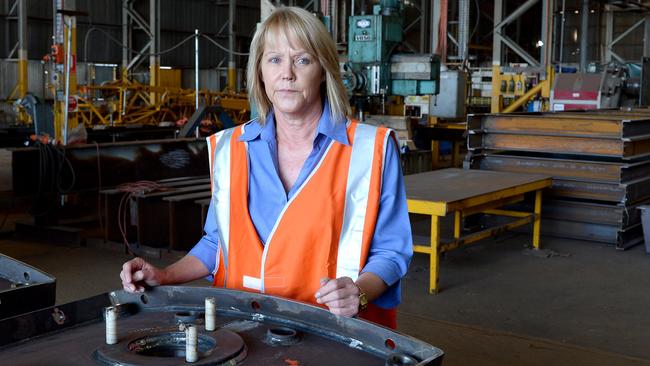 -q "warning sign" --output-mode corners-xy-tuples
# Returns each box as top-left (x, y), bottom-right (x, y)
(67, 95), (78, 112)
